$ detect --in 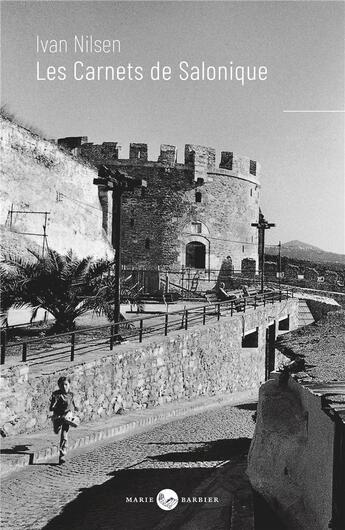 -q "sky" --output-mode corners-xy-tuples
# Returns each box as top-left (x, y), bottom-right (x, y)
(1, 0), (344, 253)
